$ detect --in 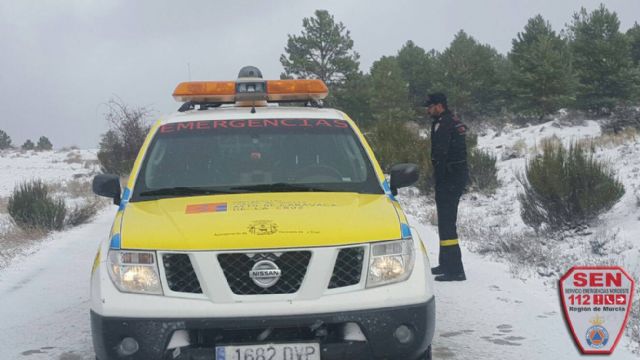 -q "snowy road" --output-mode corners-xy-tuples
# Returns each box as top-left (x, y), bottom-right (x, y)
(0, 209), (637, 359)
